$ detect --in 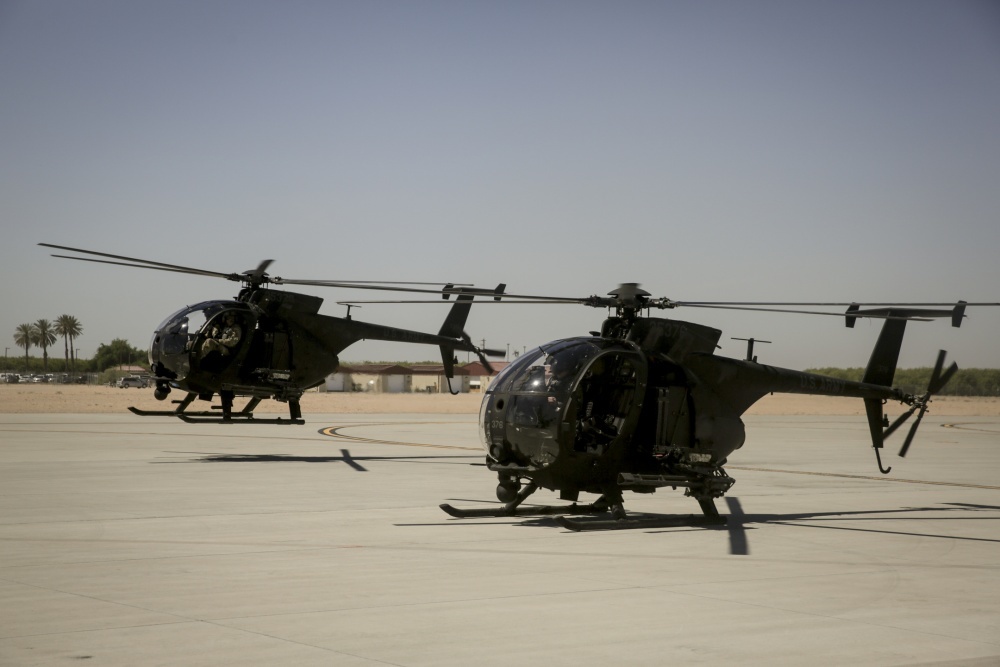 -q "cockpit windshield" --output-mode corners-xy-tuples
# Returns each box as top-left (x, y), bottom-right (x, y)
(489, 340), (603, 397)
(150, 301), (252, 380)
(154, 302), (230, 355)
(481, 337), (645, 467)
